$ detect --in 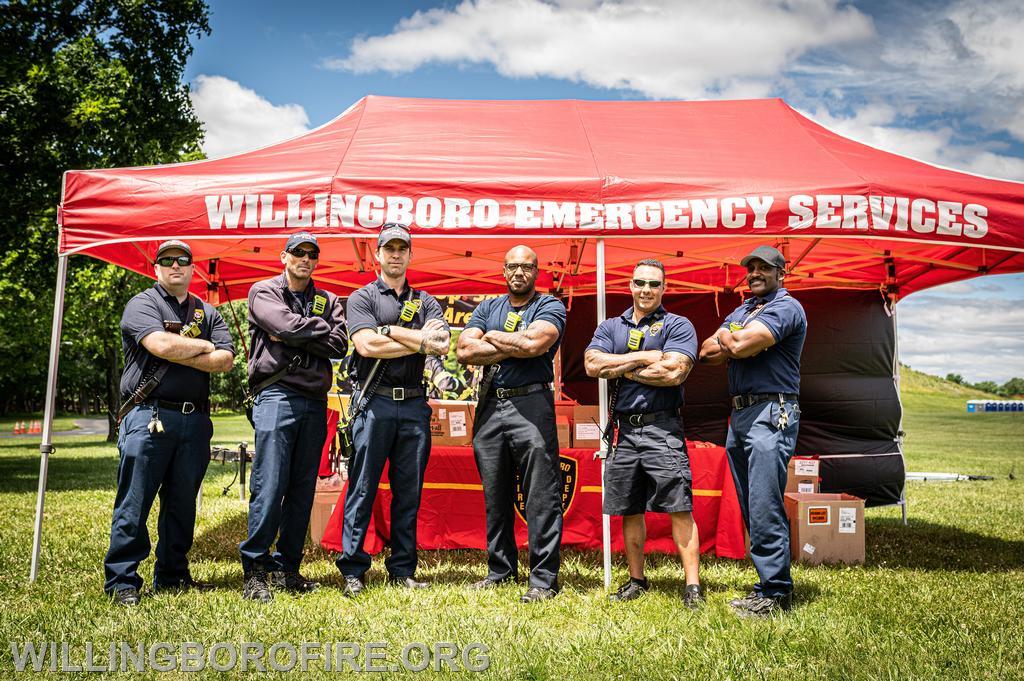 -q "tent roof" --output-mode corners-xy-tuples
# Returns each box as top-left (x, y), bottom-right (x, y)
(59, 96), (1024, 300)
